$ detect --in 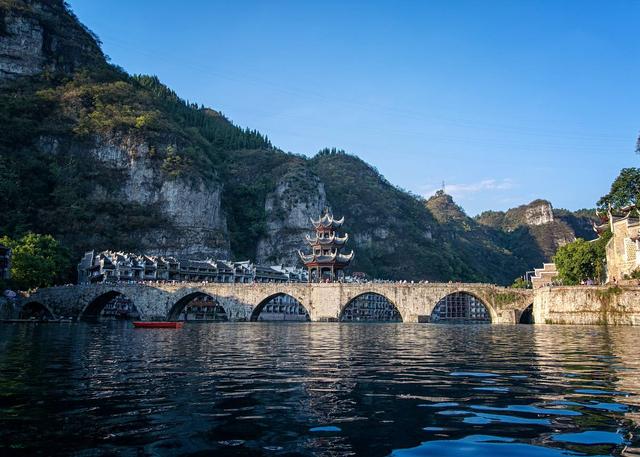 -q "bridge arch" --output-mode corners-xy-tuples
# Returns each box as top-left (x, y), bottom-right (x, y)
(340, 292), (402, 322)
(430, 290), (494, 324)
(250, 293), (310, 322)
(80, 290), (138, 320)
(20, 301), (56, 320)
(167, 291), (230, 321)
